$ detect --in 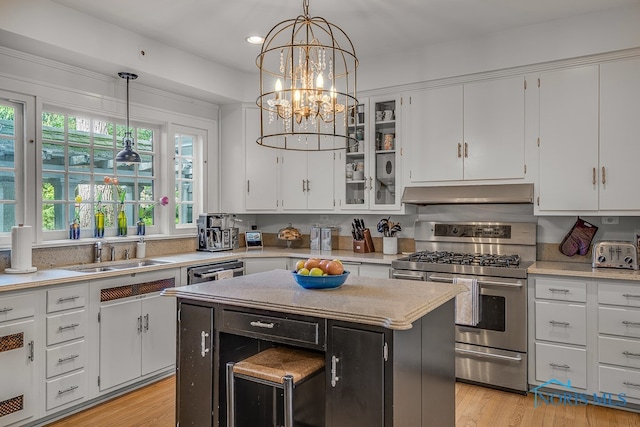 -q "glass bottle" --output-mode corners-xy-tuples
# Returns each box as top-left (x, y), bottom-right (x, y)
(69, 219), (80, 239)
(137, 218), (145, 236)
(94, 211), (105, 238)
(117, 204), (127, 236)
